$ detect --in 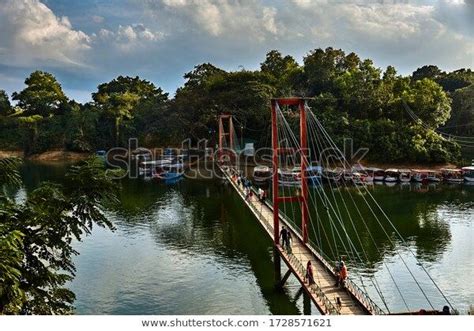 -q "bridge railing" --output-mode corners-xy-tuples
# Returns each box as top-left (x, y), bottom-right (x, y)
(272, 201), (386, 315)
(286, 253), (341, 315)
